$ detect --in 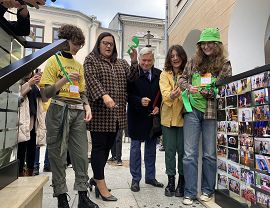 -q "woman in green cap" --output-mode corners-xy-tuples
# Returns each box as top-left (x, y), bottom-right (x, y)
(178, 28), (232, 205)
